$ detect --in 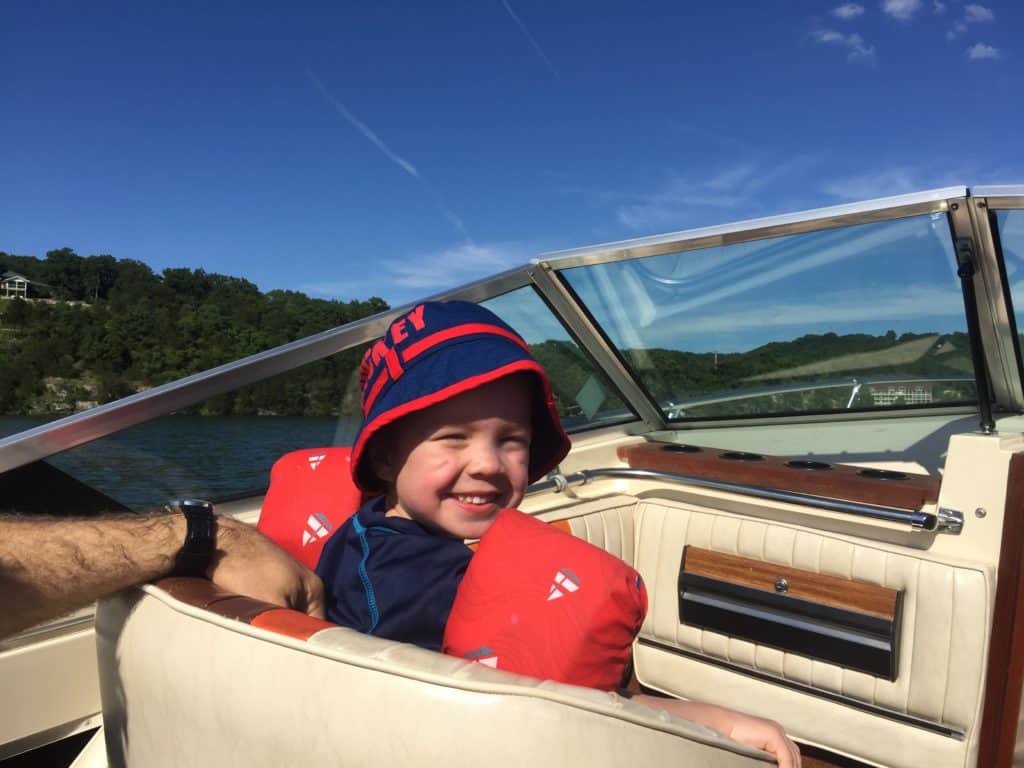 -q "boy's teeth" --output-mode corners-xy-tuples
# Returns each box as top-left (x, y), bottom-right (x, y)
(457, 495), (489, 504)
